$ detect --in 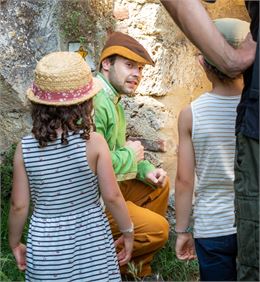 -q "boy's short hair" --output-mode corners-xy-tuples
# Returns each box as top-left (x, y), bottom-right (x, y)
(203, 58), (241, 83)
